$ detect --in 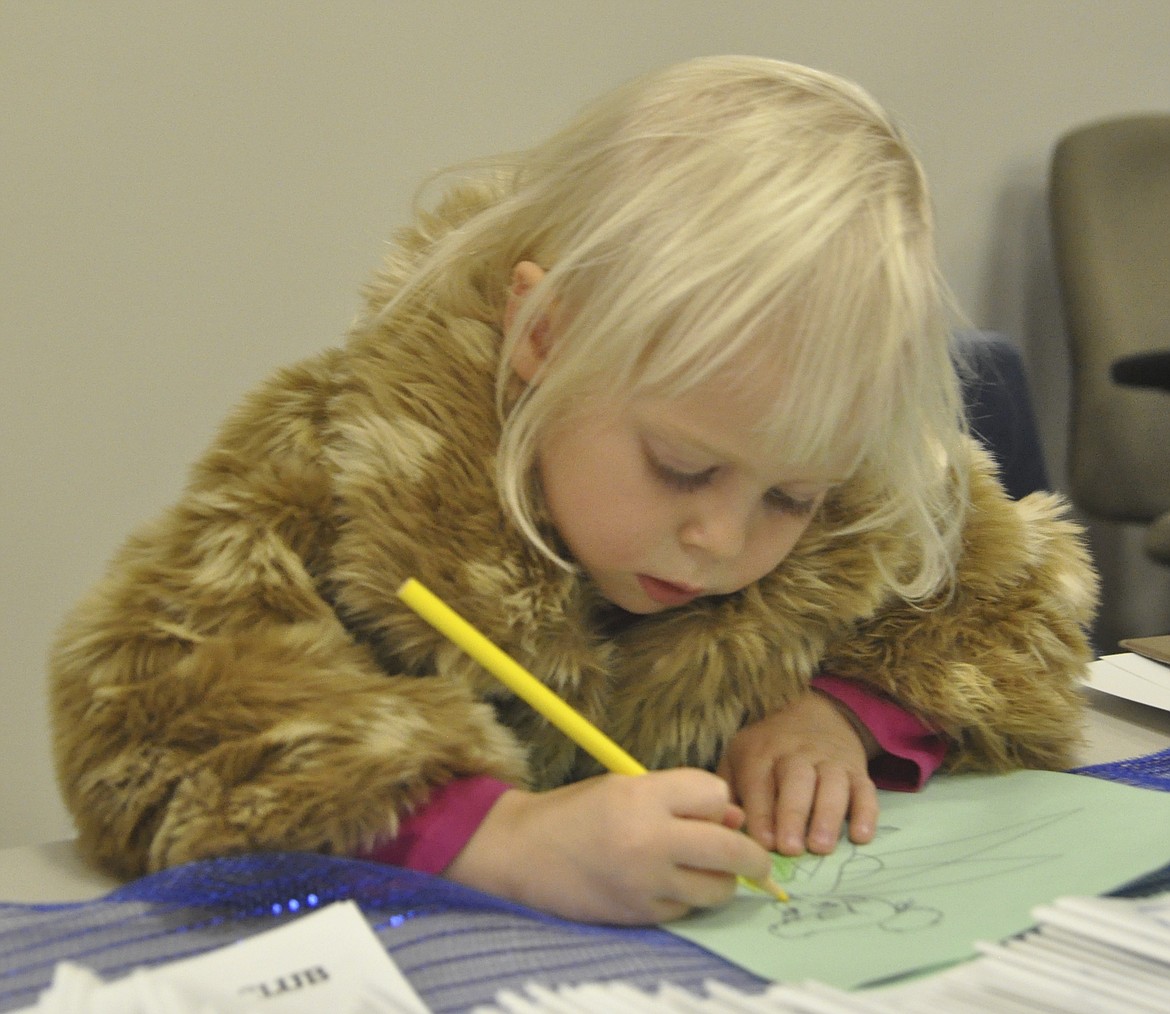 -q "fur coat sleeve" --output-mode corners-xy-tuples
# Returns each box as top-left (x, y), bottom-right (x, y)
(48, 350), (532, 879)
(818, 447), (1099, 772)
